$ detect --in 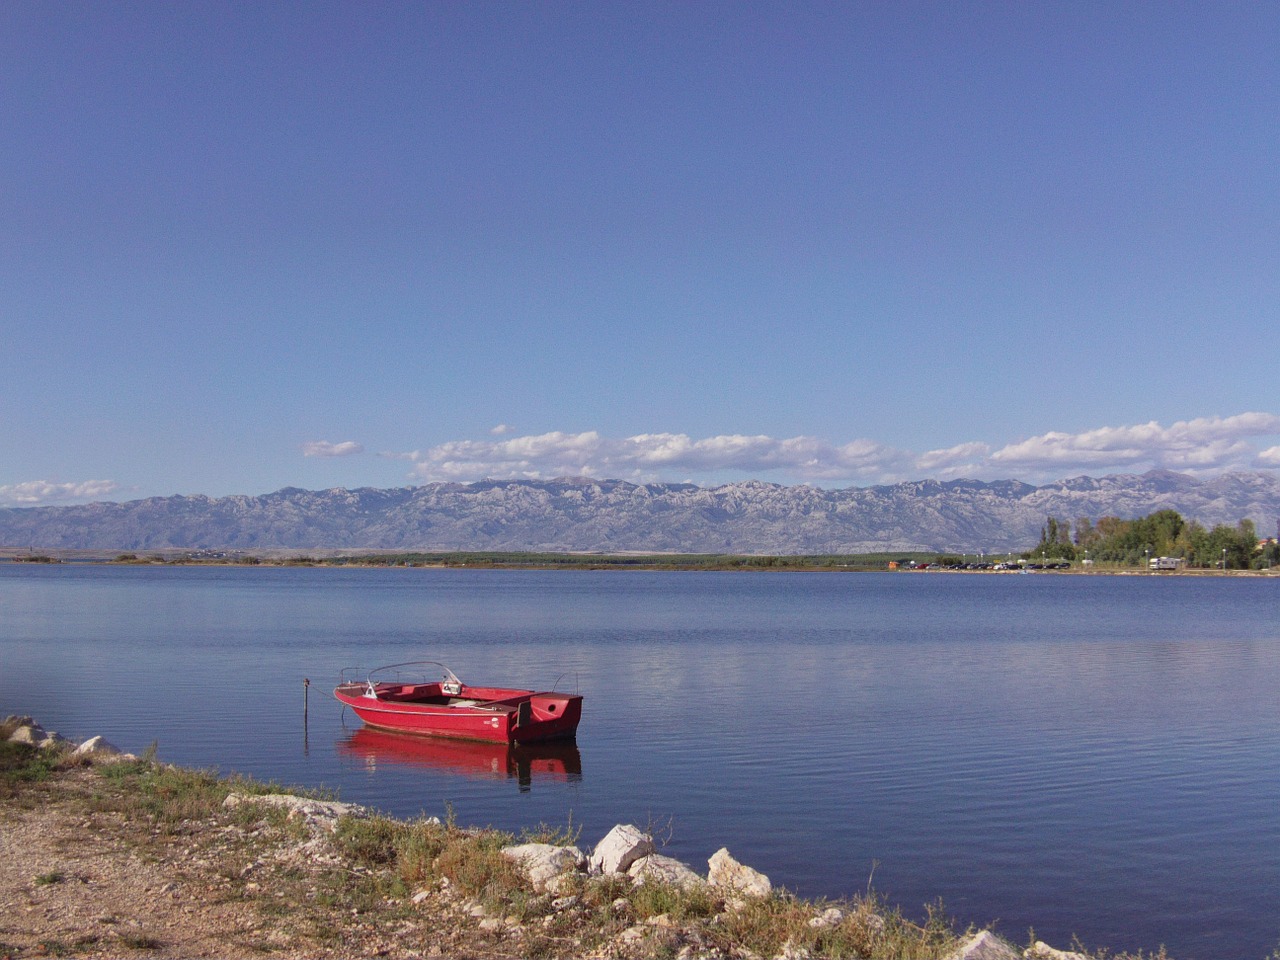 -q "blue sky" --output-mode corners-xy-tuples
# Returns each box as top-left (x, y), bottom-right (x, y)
(3, 2), (1278, 506)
